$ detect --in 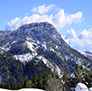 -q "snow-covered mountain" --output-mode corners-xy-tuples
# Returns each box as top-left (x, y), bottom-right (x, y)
(0, 22), (92, 79)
